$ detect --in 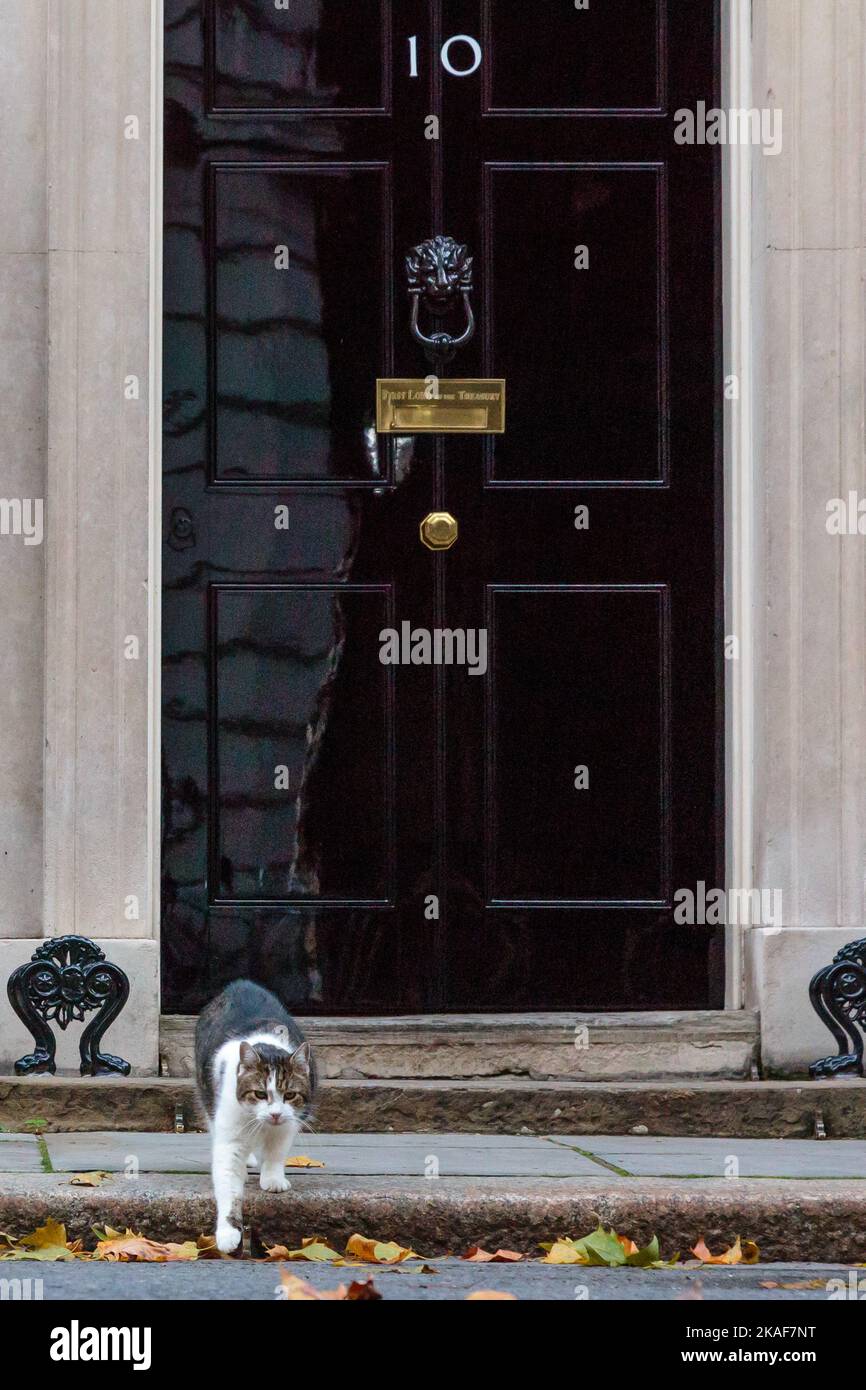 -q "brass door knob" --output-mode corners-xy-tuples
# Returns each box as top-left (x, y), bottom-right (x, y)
(420, 511), (458, 551)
